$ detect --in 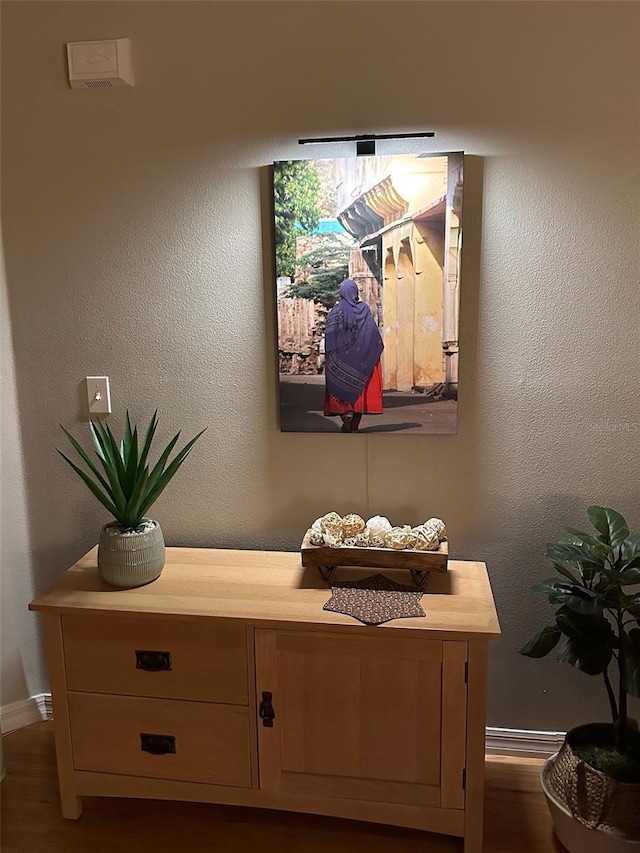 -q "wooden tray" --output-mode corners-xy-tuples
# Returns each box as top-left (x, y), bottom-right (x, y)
(301, 530), (448, 587)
